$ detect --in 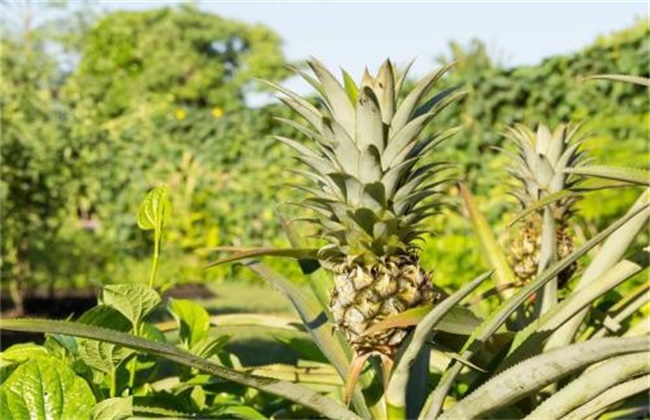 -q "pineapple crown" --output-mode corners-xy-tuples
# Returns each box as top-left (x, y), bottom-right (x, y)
(505, 123), (588, 220)
(266, 58), (464, 264)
